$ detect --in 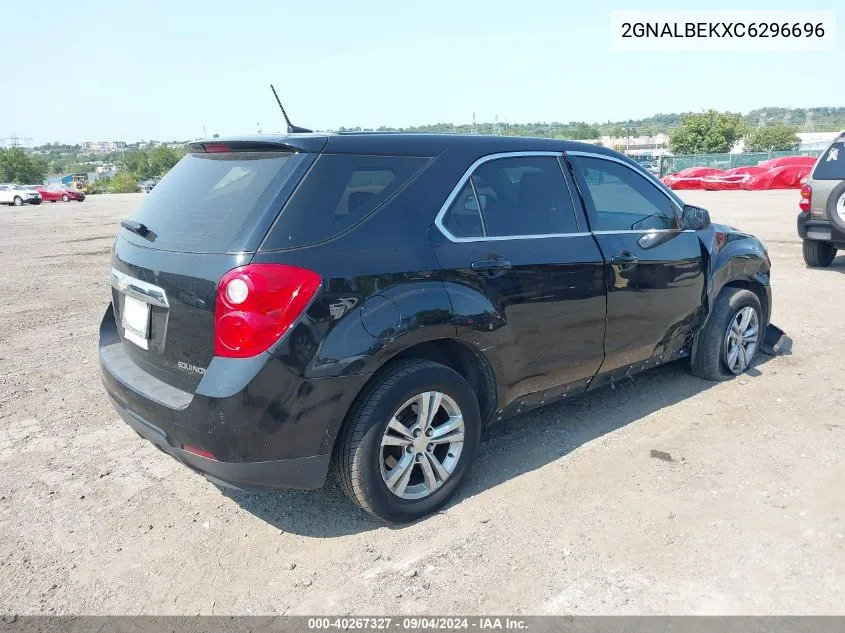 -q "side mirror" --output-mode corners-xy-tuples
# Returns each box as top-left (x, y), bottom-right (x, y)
(682, 205), (711, 231)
